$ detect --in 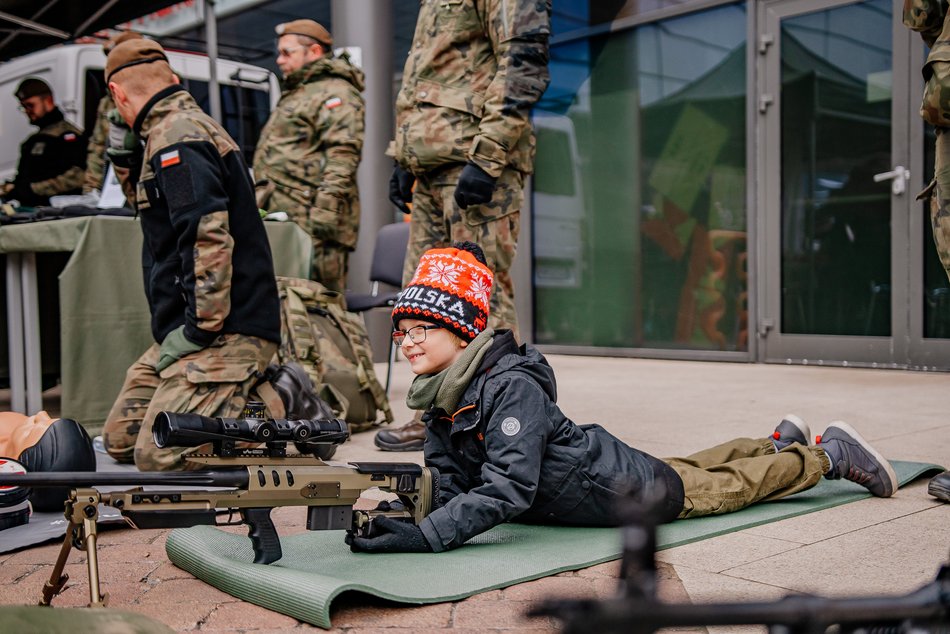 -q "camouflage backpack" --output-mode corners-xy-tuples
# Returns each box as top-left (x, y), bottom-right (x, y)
(274, 277), (393, 432)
